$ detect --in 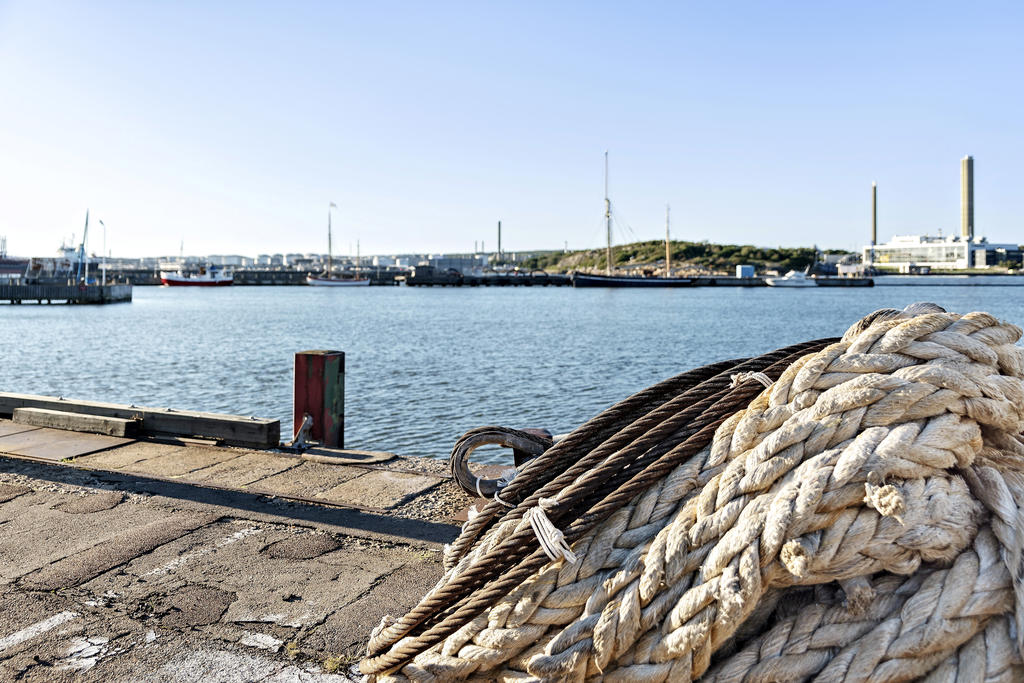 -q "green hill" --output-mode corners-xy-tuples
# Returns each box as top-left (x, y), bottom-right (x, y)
(521, 240), (836, 274)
